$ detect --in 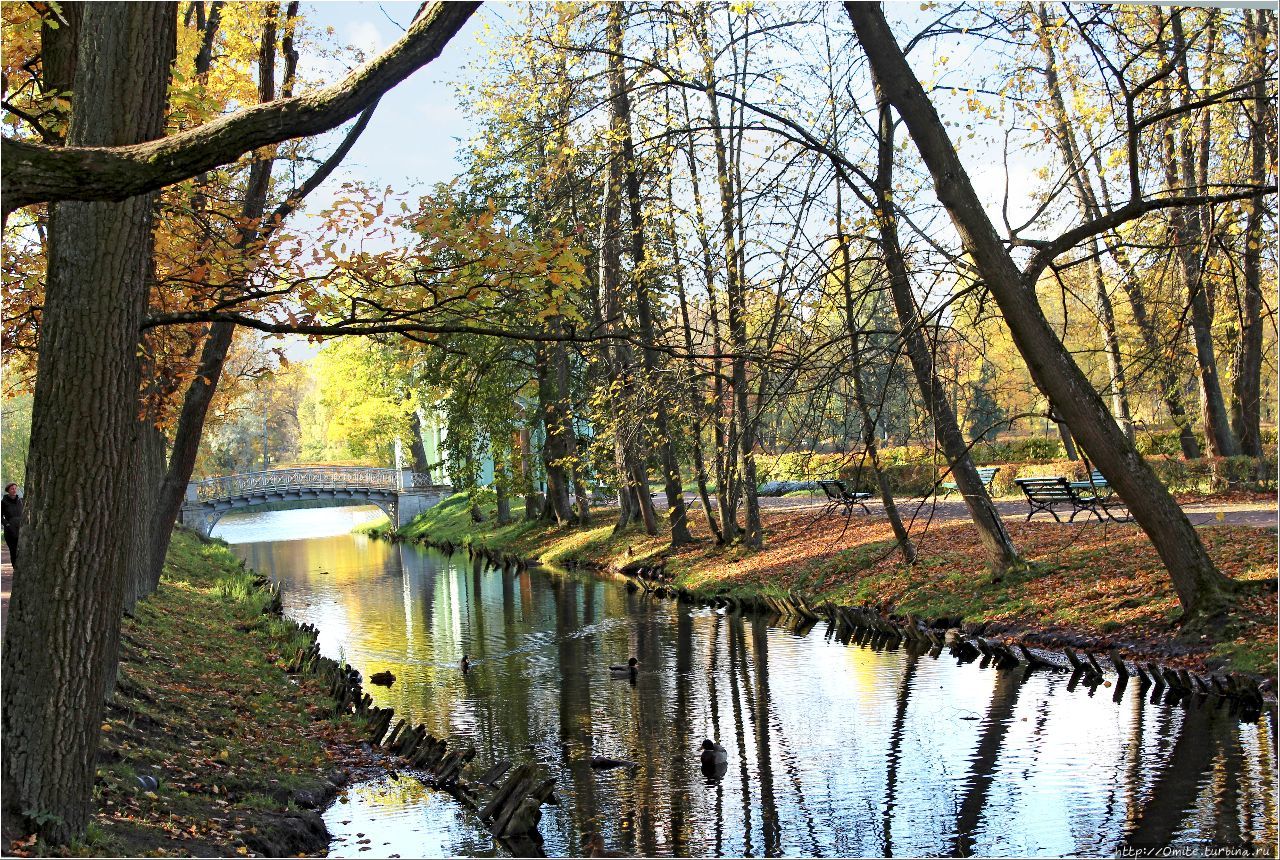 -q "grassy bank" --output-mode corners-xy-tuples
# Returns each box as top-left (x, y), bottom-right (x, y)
(15, 529), (372, 857)
(375, 494), (1277, 680)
